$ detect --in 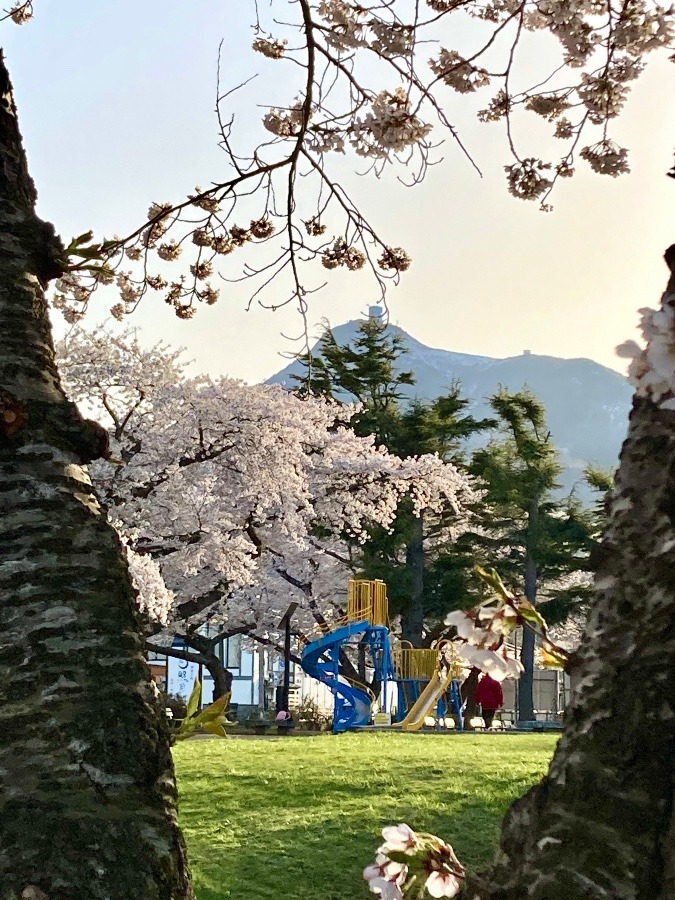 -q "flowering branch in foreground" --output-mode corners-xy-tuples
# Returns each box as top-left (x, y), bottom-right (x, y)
(364, 824), (465, 898)
(362, 569), (571, 898)
(445, 565), (570, 677)
(617, 258), (675, 411)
